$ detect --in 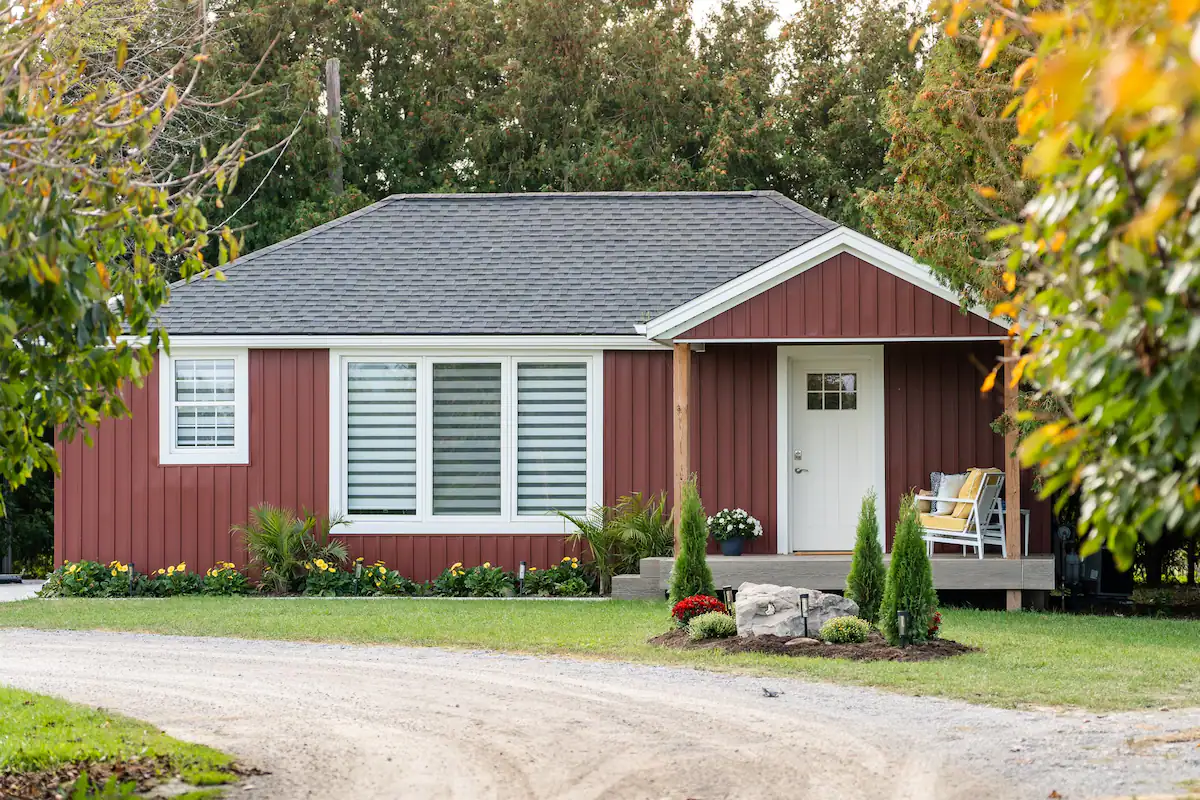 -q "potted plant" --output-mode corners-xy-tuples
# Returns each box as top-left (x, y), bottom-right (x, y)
(707, 508), (763, 556)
